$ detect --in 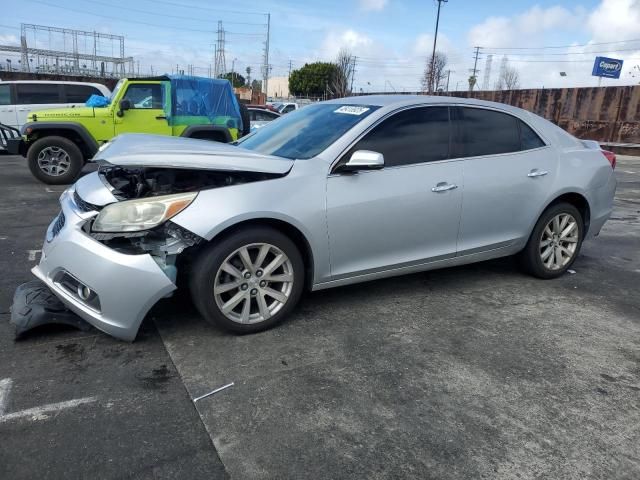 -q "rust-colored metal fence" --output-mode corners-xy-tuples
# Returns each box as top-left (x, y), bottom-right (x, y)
(437, 86), (640, 145)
